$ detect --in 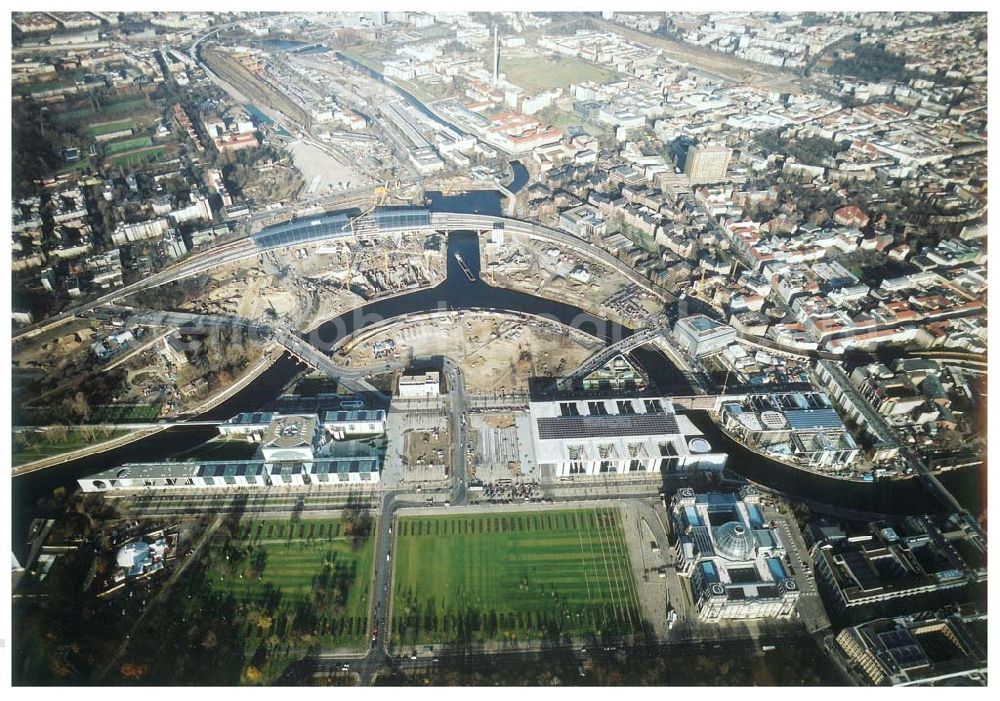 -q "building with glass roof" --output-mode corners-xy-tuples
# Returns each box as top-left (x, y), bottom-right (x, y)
(78, 407), (386, 493)
(247, 206), (433, 253)
(720, 391), (860, 470)
(813, 514), (986, 618)
(670, 486), (800, 620)
(529, 396), (727, 477)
